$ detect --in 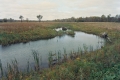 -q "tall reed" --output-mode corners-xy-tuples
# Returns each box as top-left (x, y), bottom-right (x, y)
(27, 61), (30, 73)
(0, 59), (3, 77)
(48, 52), (53, 67)
(32, 51), (40, 71)
(63, 48), (67, 62)
(57, 51), (61, 64)
(83, 44), (88, 53)
(48, 51), (58, 67)
(5, 59), (20, 80)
